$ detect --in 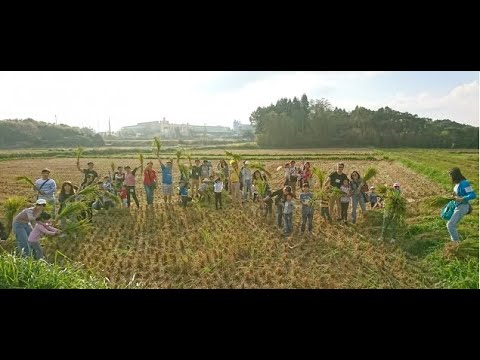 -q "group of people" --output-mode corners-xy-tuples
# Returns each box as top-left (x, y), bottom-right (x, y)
(2, 154), (475, 260)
